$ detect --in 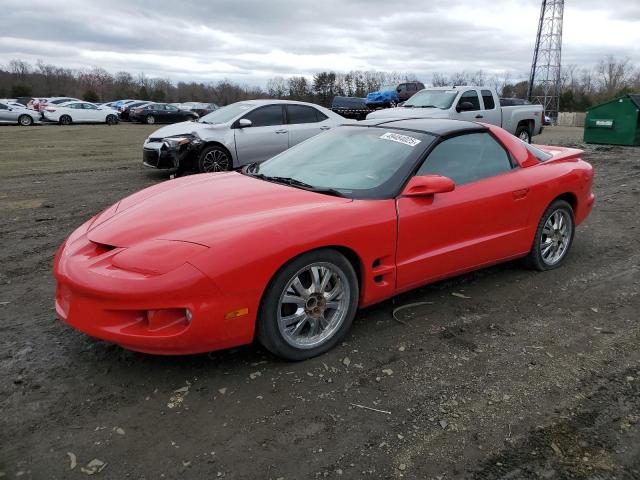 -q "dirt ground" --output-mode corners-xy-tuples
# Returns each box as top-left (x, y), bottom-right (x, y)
(1, 123), (639, 480)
